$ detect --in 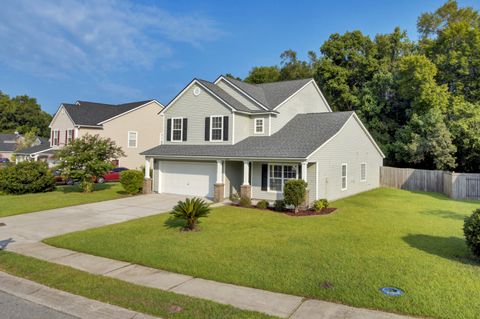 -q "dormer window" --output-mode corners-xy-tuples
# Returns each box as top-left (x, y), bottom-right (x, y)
(172, 118), (183, 142)
(254, 118), (264, 134)
(210, 116), (223, 141)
